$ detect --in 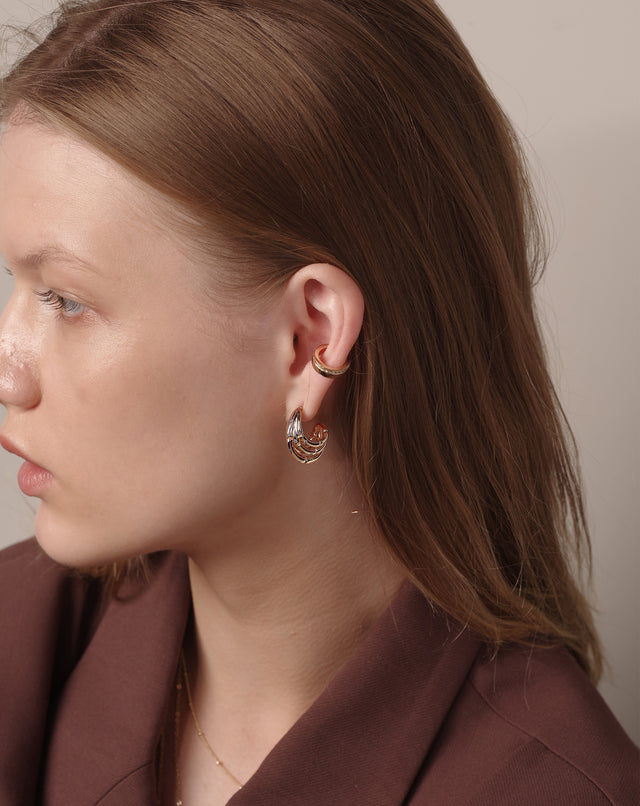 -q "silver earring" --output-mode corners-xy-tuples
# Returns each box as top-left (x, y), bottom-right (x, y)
(287, 407), (328, 464)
